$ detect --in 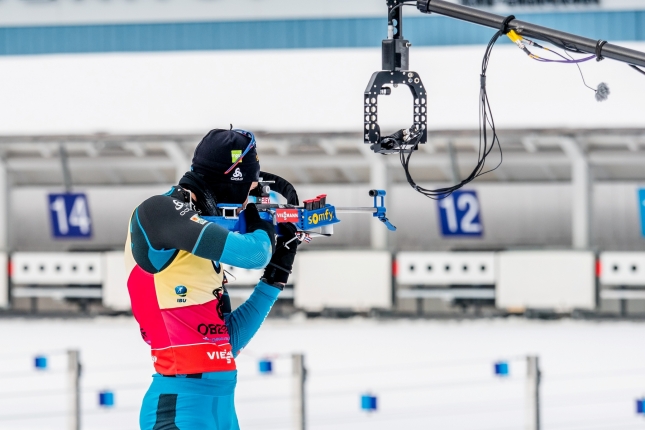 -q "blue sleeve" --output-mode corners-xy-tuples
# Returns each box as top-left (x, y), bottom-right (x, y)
(225, 281), (280, 356)
(193, 226), (272, 270)
(218, 230), (272, 269)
